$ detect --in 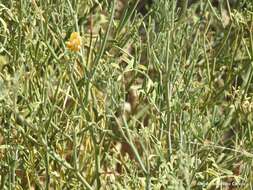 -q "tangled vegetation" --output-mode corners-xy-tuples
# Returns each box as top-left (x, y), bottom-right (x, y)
(0, 0), (253, 189)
